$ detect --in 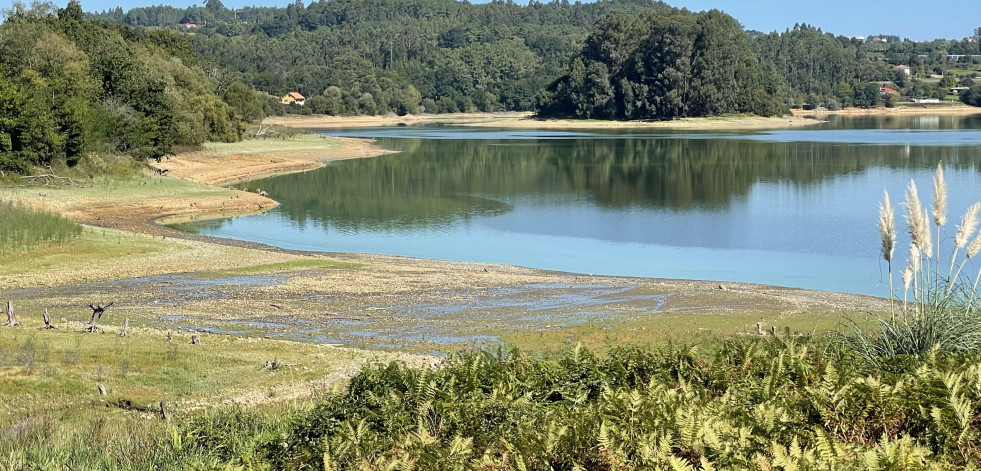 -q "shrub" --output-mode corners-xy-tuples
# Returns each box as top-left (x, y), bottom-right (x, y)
(268, 341), (981, 469)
